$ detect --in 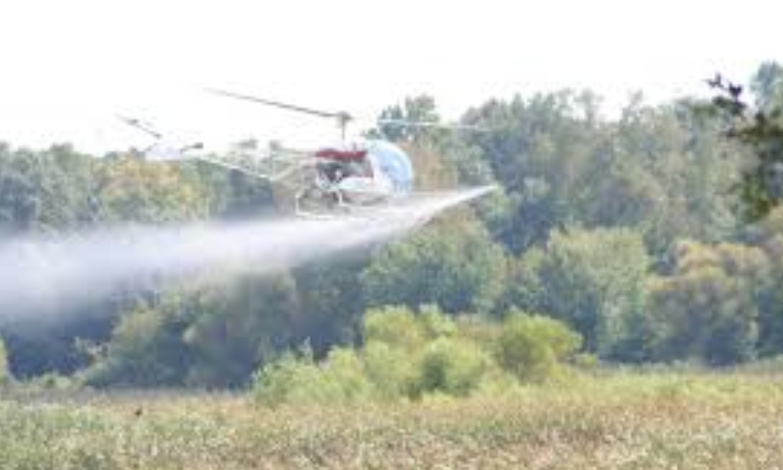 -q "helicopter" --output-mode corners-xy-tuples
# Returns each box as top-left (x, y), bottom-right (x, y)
(119, 89), (495, 219)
